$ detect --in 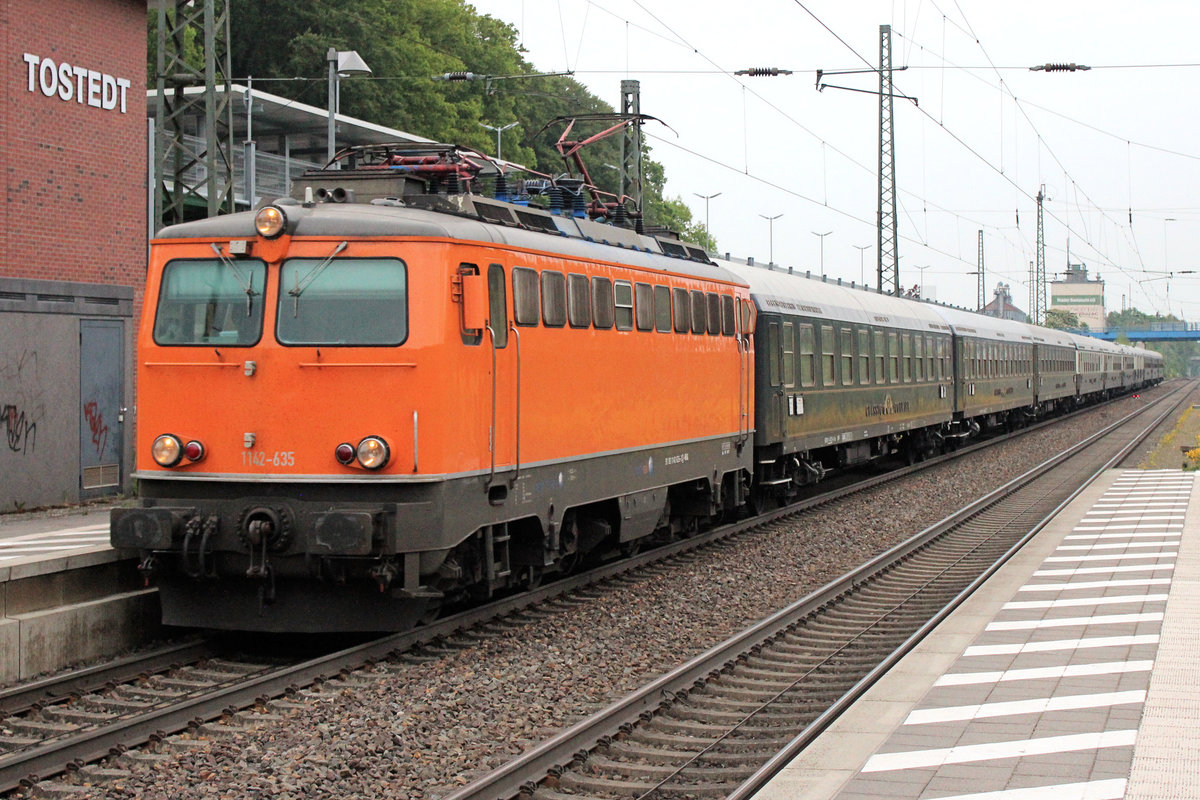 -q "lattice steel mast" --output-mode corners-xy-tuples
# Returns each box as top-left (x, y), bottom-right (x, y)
(154, 0), (235, 226)
(977, 230), (986, 310)
(877, 24), (899, 295)
(1033, 185), (1047, 323)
